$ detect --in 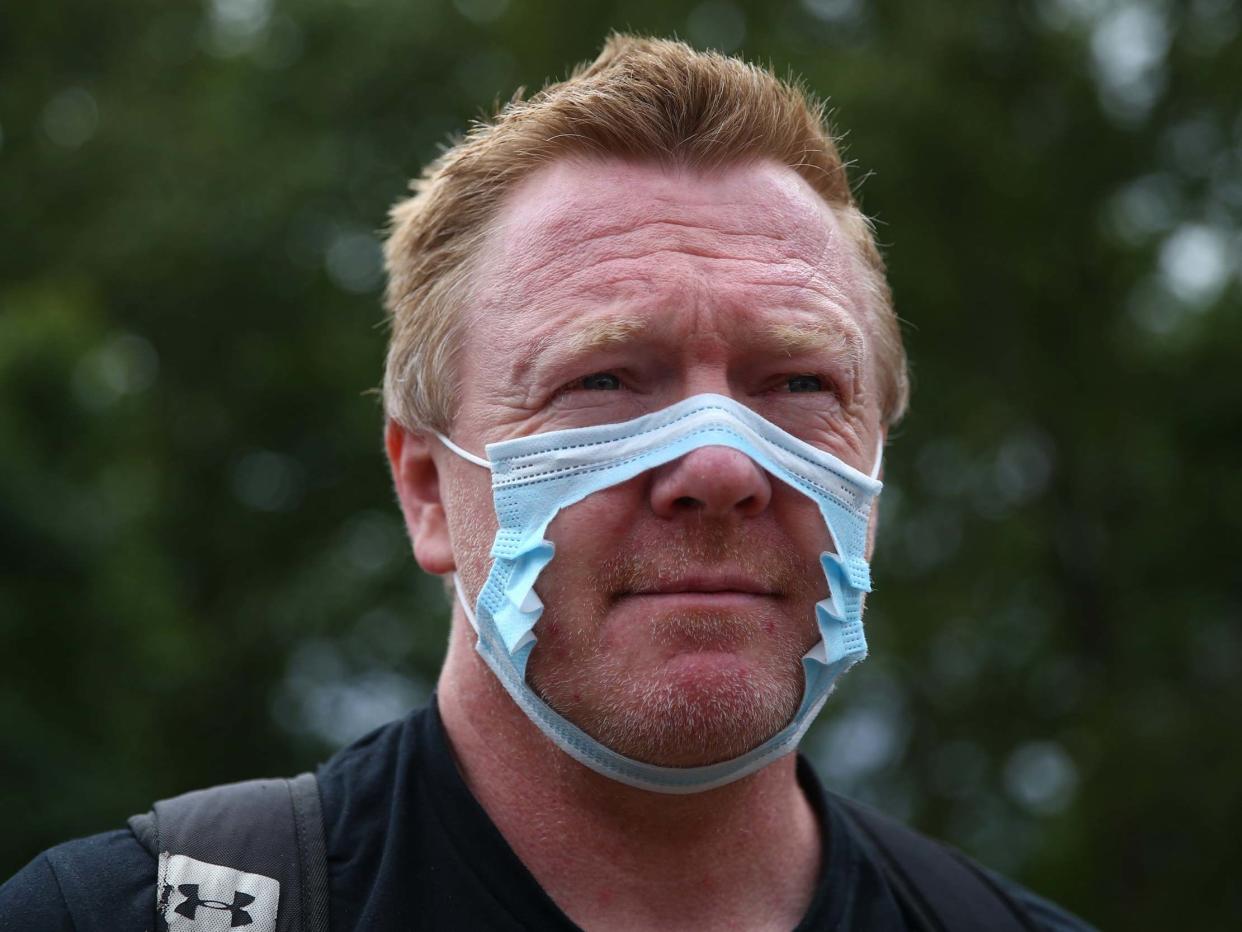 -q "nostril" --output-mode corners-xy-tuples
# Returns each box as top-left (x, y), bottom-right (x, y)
(732, 494), (764, 518)
(668, 492), (760, 514)
(650, 447), (773, 519)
